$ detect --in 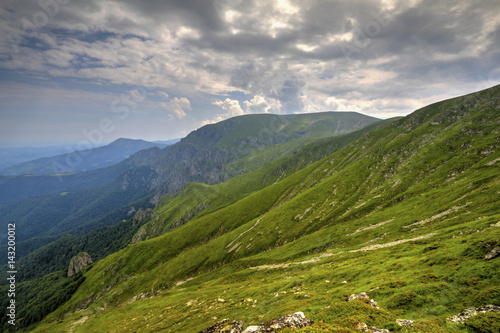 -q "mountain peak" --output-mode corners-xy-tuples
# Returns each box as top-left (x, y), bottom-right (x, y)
(109, 138), (147, 146)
